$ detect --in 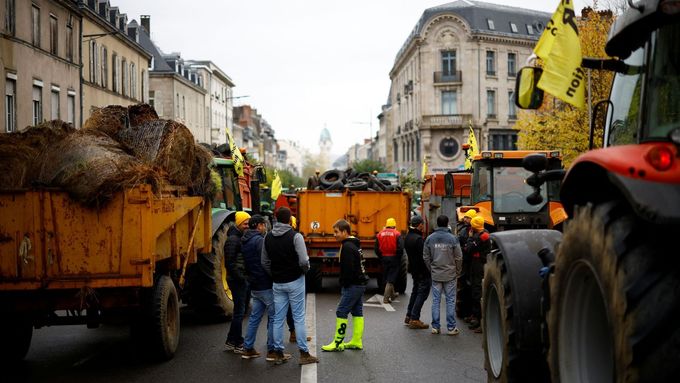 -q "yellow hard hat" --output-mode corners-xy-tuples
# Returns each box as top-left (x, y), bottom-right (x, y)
(464, 209), (477, 219)
(471, 216), (485, 231)
(291, 216), (297, 229)
(235, 211), (251, 227)
(386, 218), (397, 227)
